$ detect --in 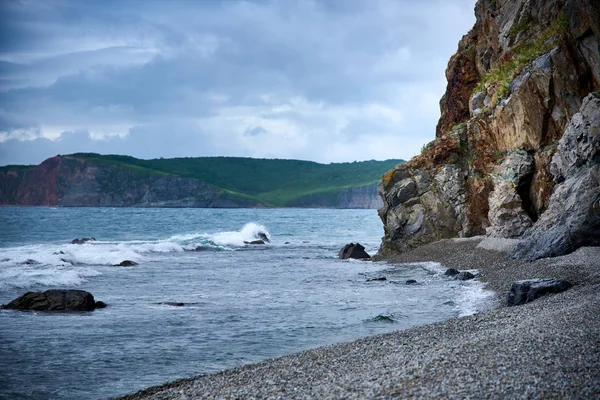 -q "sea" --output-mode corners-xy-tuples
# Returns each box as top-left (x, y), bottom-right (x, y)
(0, 207), (494, 400)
